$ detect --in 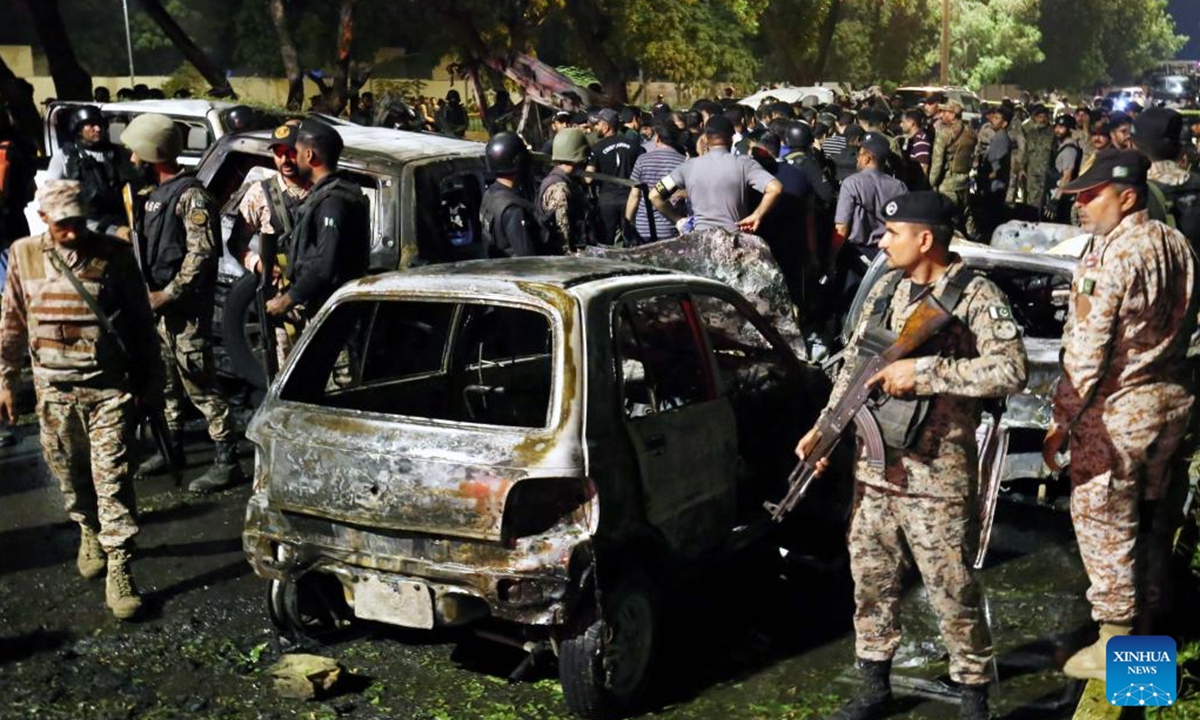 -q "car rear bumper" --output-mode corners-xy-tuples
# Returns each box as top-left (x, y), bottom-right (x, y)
(243, 491), (584, 627)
